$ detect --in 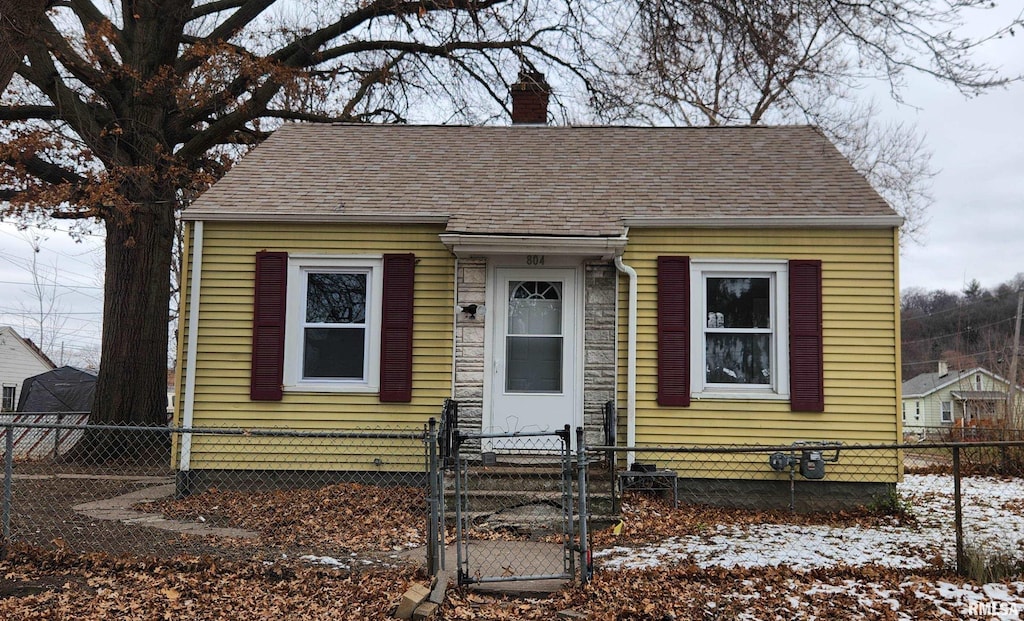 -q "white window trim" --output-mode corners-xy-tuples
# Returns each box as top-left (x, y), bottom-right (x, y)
(689, 259), (789, 400)
(1, 384), (15, 411)
(283, 255), (384, 393)
(940, 400), (953, 423)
